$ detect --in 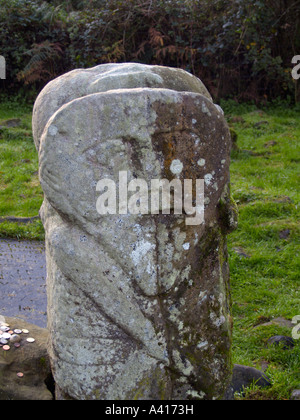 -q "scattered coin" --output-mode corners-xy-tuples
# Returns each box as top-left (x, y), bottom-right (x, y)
(0, 338), (8, 345)
(14, 329), (22, 334)
(0, 326), (9, 332)
(26, 337), (35, 343)
(10, 334), (21, 344)
(2, 333), (11, 340)
(14, 343), (21, 348)
(2, 345), (10, 351)
(17, 372), (24, 378)
(22, 329), (29, 334)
